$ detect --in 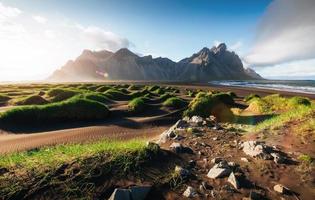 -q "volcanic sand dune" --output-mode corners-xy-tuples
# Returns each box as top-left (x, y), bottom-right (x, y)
(0, 99), (183, 154)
